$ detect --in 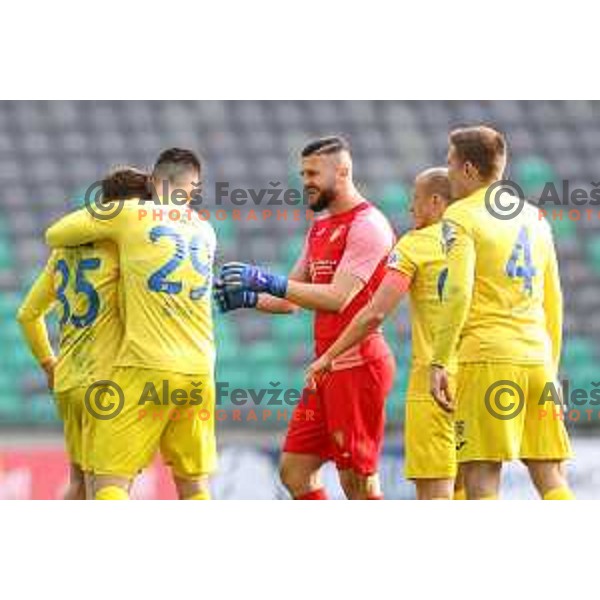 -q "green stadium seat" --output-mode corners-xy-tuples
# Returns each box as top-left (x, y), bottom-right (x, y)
(282, 235), (305, 270)
(215, 338), (238, 362)
(2, 322), (38, 375)
(586, 237), (600, 275)
(515, 157), (557, 196)
(0, 292), (20, 320)
(271, 313), (312, 343)
(212, 216), (235, 246)
(214, 318), (240, 361)
(0, 395), (25, 423)
(246, 341), (285, 367)
(562, 336), (596, 367)
(380, 182), (410, 220)
(561, 338), (597, 409)
(549, 215), (576, 241)
(566, 362), (596, 384)
(28, 393), (60, 424)
(0, 237), (13, 270)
